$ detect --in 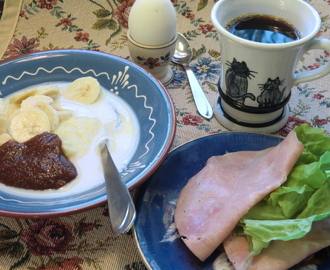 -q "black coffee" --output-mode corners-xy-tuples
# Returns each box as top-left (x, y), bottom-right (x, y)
(226, 14), (301, 44)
